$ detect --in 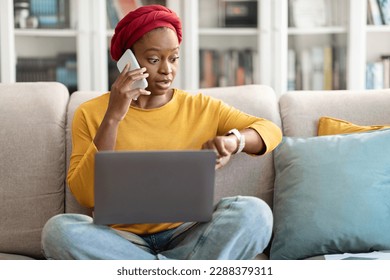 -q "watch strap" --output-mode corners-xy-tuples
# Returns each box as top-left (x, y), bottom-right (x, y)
(227, 129), (245, 154)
